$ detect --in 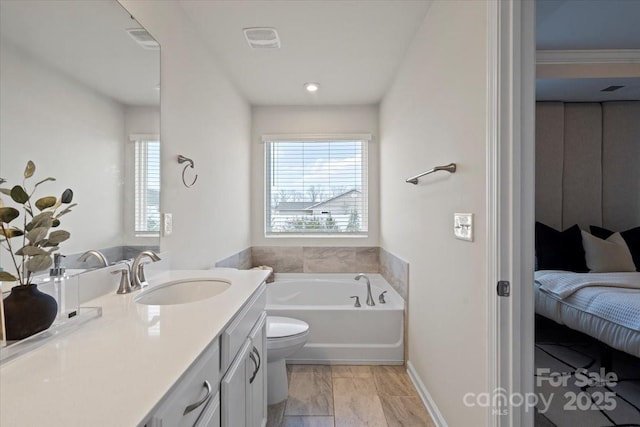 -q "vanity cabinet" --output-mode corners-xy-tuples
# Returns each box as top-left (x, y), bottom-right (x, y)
(143, 283), (267, 427)
(221, 286), (267, 427)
